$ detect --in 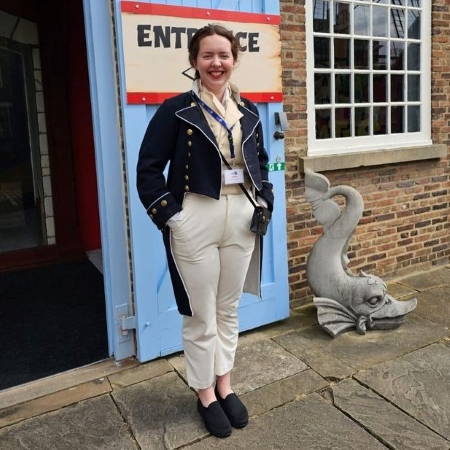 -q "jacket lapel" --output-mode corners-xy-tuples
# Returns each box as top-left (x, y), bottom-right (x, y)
(238, 104), (260, 146)
(175, 104), (218, 149)
(175, 96), (261, 149)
